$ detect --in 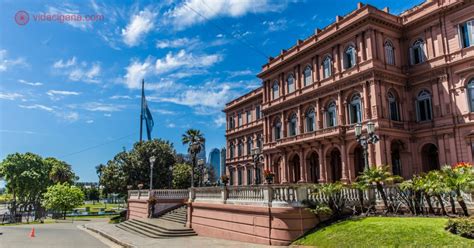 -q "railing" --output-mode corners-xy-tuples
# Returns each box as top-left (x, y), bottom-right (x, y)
(128, 190), (150, 200)
(227, 186), (265, 203)
(194, 187), (222, 202)
(153, 189), (189, 200)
